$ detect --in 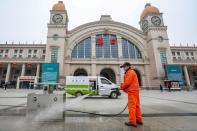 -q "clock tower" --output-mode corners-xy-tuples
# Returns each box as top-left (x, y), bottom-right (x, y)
(45, 1), (68, 82)
(139, 3), (173, 87)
